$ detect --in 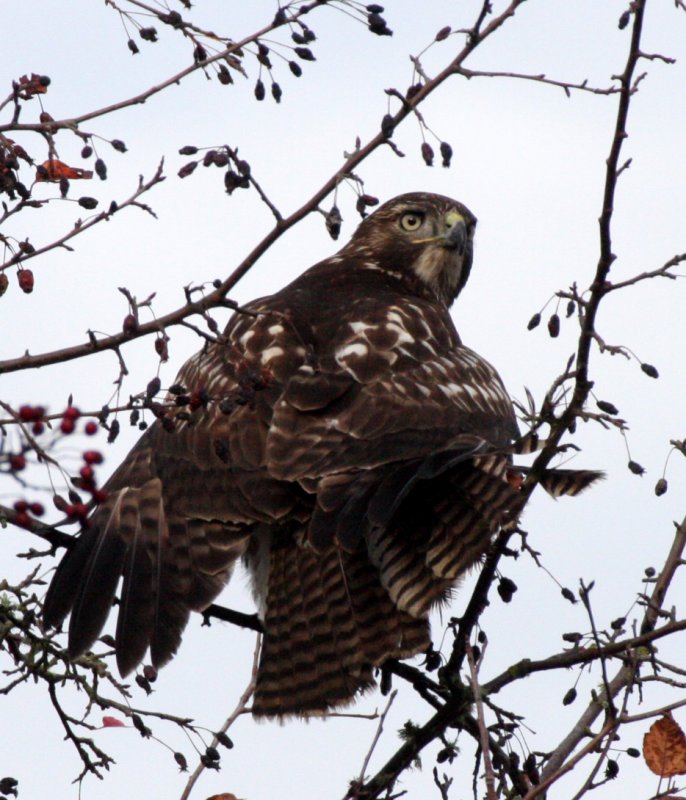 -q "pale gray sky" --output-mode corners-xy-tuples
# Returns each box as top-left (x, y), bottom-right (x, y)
(2, 2), (686, 798)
